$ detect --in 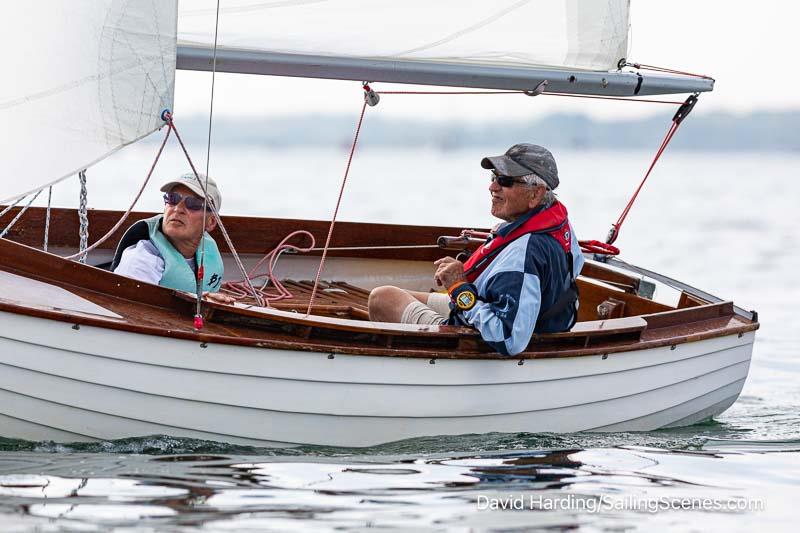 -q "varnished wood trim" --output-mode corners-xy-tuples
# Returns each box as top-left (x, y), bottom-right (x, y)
(0, 210), (760, 360)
